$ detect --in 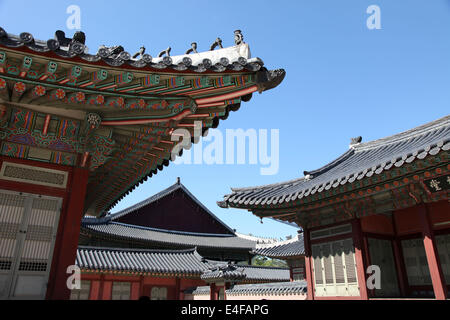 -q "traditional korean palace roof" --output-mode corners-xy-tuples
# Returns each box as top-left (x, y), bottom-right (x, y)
(106, 178), (235, 234)
(81, 179), (257, 251)
(253, 234), (305, 258)
(75, 246), (290, 282)
(185, 281), (307, 296)
(219, 115), (450, 227)
(81, 220), (256, 251)
(76, 246), (207, 276)
(201, 262), (290, 283)
(0, 27), (285, 216)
